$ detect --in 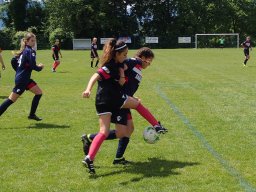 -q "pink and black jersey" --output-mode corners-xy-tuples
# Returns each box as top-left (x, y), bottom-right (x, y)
(52, 44), (60, 60)
(123, 58), (143, 96)
(242, 40), (252, 50)
(96, 59), (124, 106)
